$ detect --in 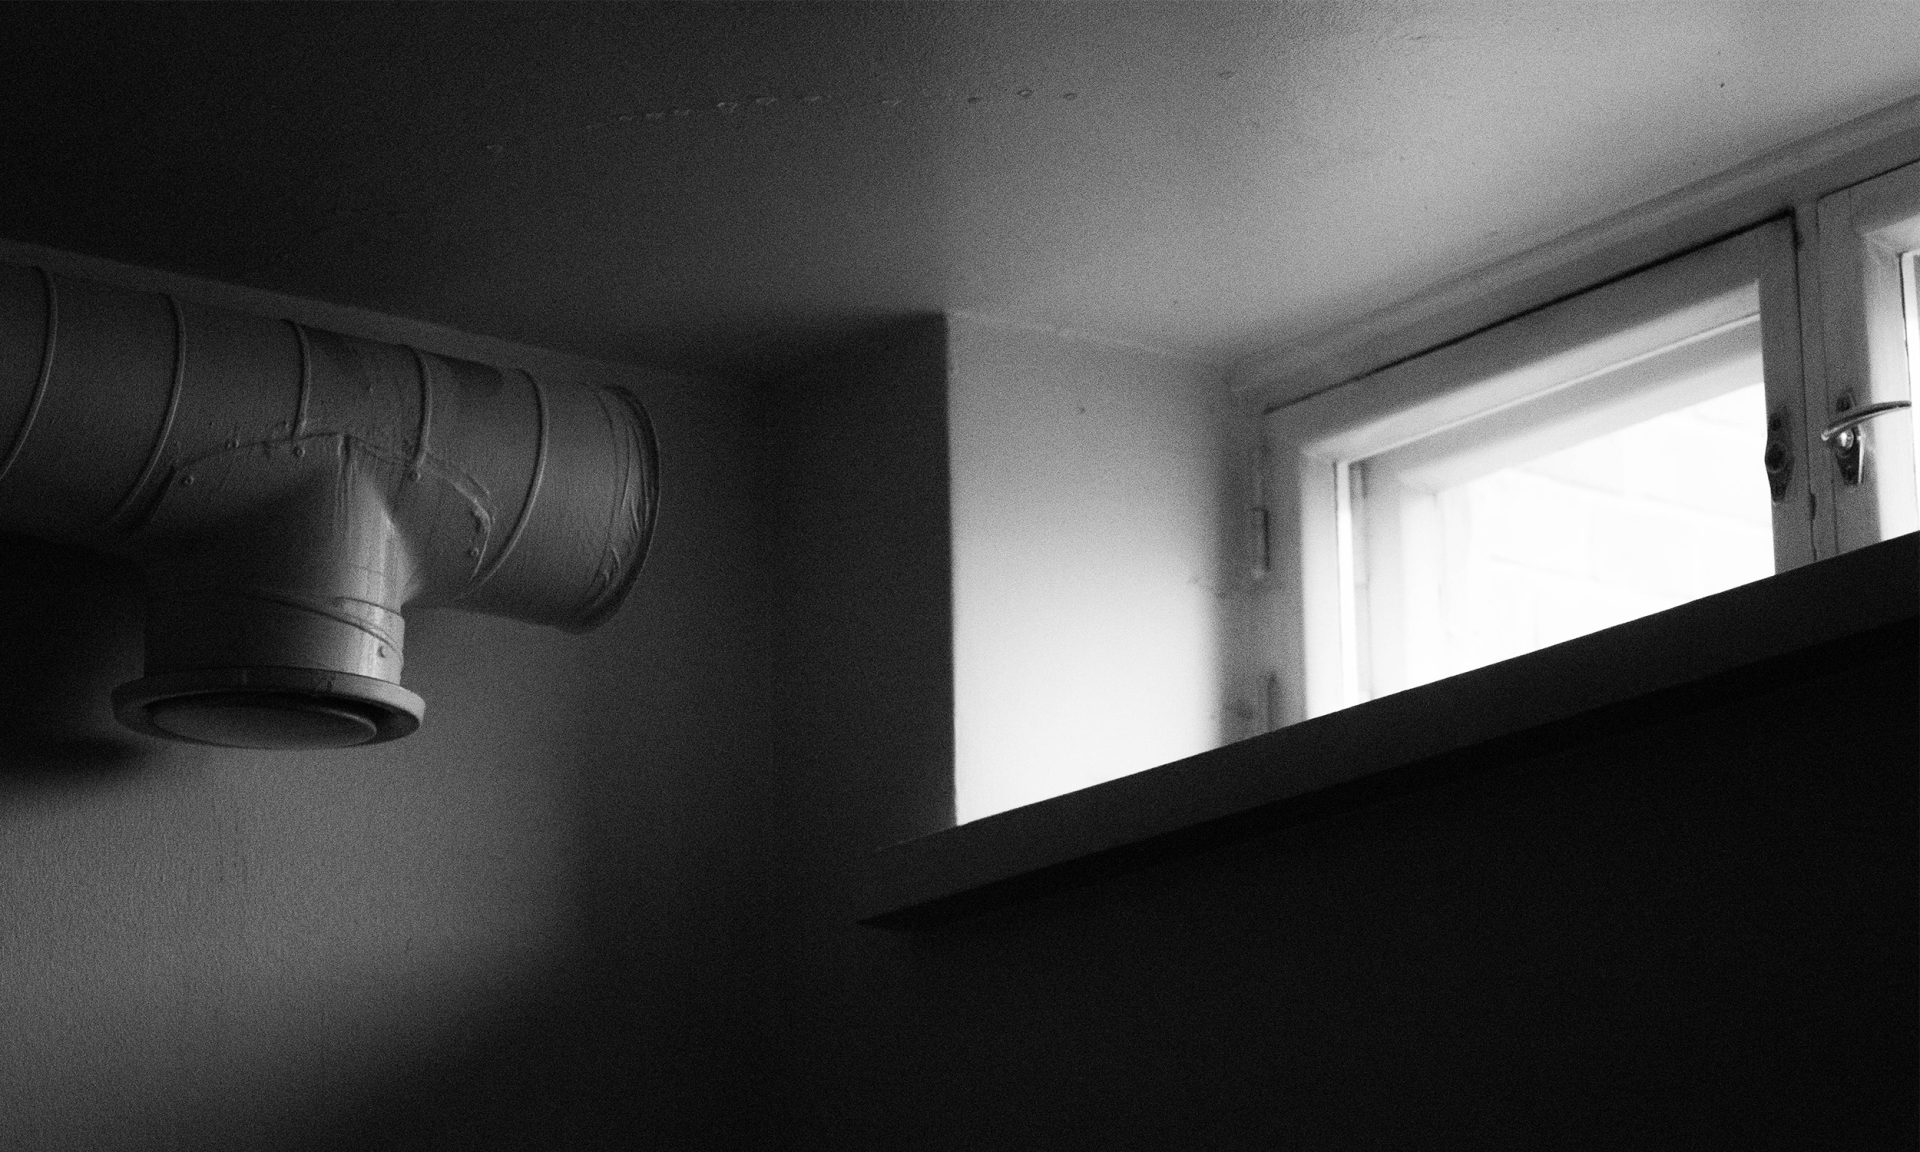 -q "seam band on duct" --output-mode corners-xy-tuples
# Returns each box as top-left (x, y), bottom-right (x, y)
(289, 319), (313, 437)
(0, 268), (57, 487)
(107, 293), (188, 528)
(569, 384), (658, 629)
(408, 344), (432, 475)
(463, 368), (549, 596)
(233, 586), (405, 651)
(594, 384), (637, 584)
